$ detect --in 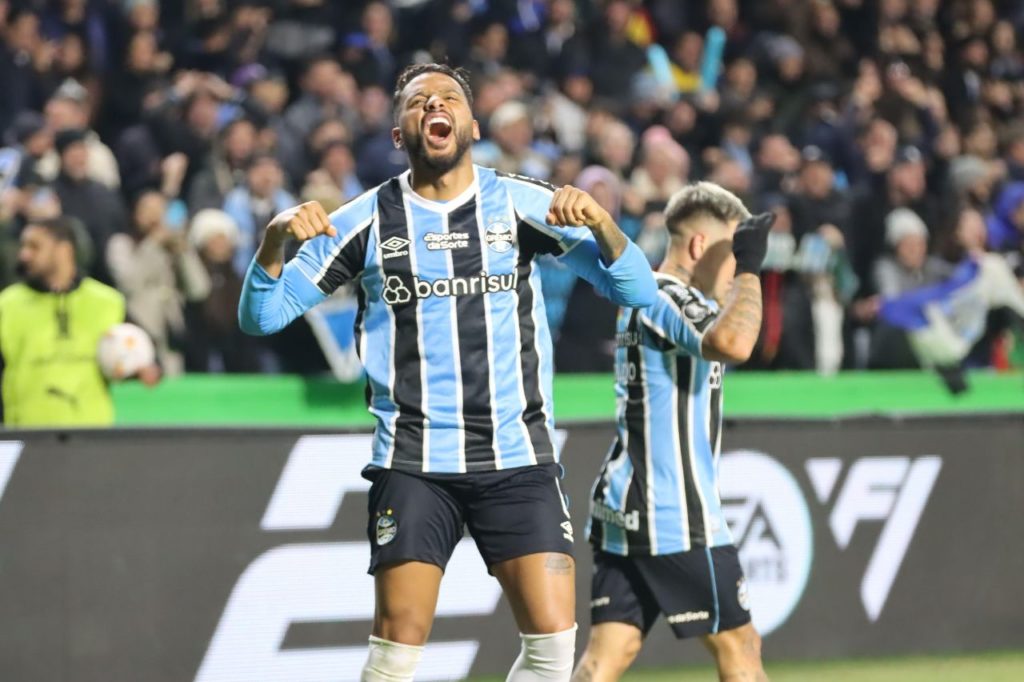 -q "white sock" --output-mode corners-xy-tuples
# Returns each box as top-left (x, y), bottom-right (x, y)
(361, 635), (424, 682)
(506, 624), (578, 681)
